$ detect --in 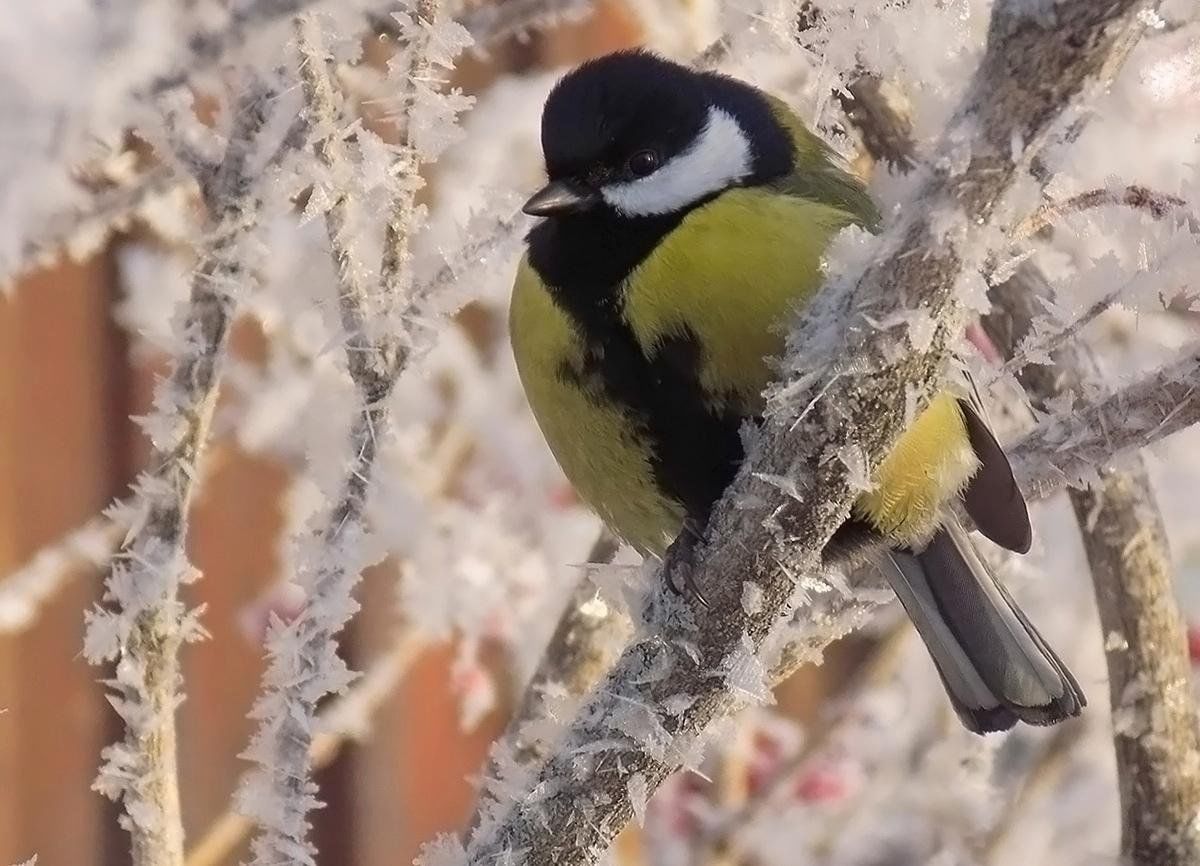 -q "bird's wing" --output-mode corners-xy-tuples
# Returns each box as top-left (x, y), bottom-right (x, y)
(956, 383), (1032, 554)
(762, 95), (880, 229)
